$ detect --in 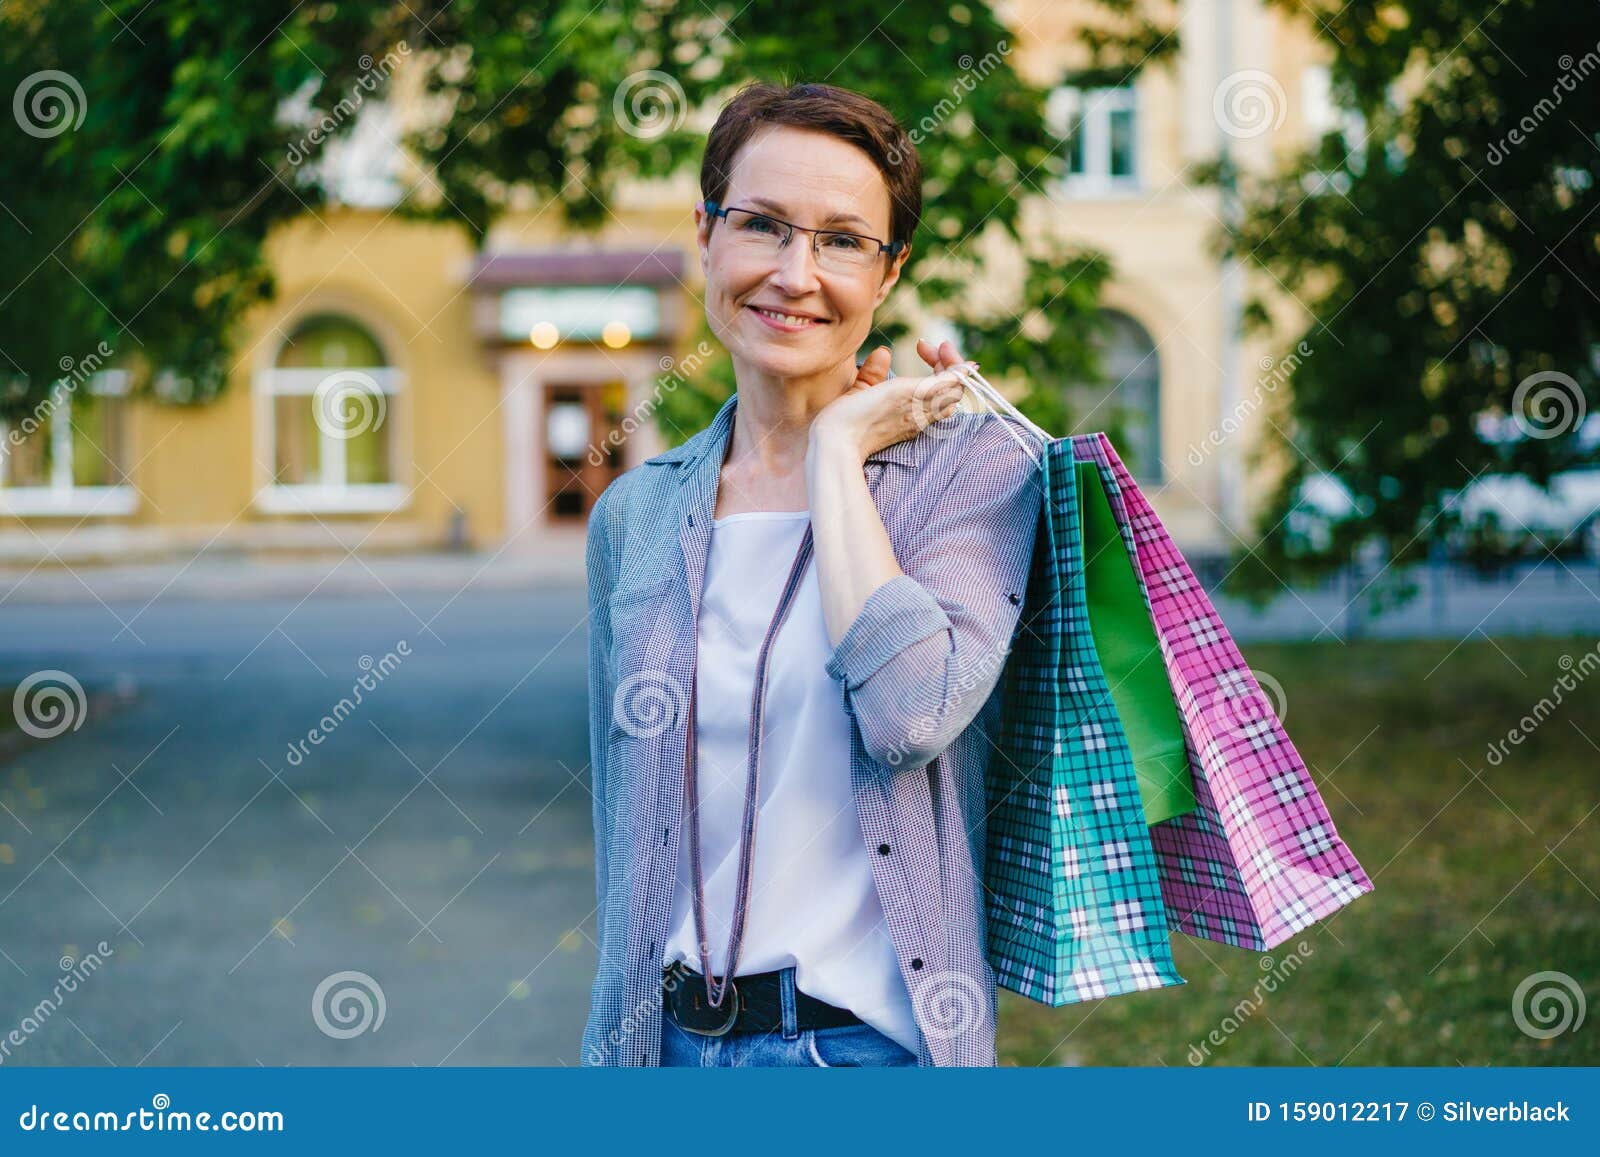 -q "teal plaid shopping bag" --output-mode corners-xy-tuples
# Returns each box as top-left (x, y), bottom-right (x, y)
(984, 437), (1187, 1006)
